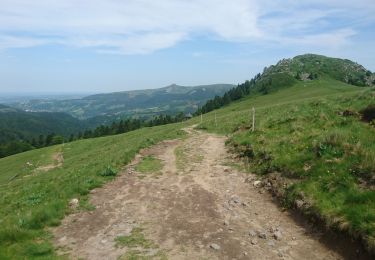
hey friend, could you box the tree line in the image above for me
[0,112,187,159]
[194,73,261,115]
[194,71,298,116]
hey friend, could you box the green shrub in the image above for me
[99,166,118,177]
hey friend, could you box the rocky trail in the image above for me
[53,128,366,259]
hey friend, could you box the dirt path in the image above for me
[53,129,358,259]
[35,151,64,172]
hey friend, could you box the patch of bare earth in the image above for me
[53,129,366,259]
[35,152,64,172]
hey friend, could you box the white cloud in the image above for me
[0,0,373,54]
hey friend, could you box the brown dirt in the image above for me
[53,128,365,259]
[35,152,64,172]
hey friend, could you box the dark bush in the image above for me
[360,104,375,122]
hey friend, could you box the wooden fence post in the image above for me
[215,111,217,128]
[252,107,255,132]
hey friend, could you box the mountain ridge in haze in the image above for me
[12,83,235,119]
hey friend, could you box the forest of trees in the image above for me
[194,72,297,115]
[0,112,187,159]
[194,73,261,115]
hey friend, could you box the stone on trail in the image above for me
[253,180,262,187]
[258,231,267,239]
[69,198,79,209]
[295,199,305,209]
[249,230,257,237]
[273,230,282,240]
[210,243,221,250]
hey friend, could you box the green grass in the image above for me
[118,249,168,260]
[174,143,203,172]
[196,79,375,251]
[135,156,163,175]
[0,145,60,184]
[115,227,155,249]
[0,122,186,259]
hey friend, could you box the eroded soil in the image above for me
[53,128,362,260]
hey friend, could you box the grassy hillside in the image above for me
[195,79,375,251]
[196,54,374,115]
[0,105,85,144]
[0,123,187,259]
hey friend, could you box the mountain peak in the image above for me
[264,53,374,87]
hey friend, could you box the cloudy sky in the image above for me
[0,0,374,94]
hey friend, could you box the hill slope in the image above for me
[197,79,375,252]
[0,105,85,144]
[197,54,374,114]
[266,54,375,86]
[12,84,235,119]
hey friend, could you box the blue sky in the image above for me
[0,0,374,94]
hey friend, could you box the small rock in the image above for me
[232,197,240,204]
[243,252,248,256]
[210,243,221,250]
[224,220,229,226]
[258,232,267,239]
[267,240,275,247]
[251,239,257,245]
[249,230,257,237]
[241,202,247,207]
[295,199,305,209]
[269,226,277,233]
[292,236,297,240]
[253,180,262,187]
[273,231,282,240]
[240,241,246,246]
[101,239,107,244]
[278,252,283,258]
[244,177,252,183]
[69,198,79,209]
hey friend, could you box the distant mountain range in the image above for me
[11,84,235,120]
[2,54,374,148]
